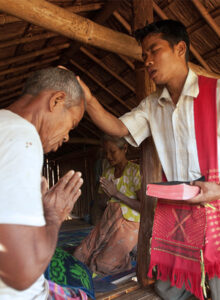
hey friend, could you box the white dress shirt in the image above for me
[120,69,220,182]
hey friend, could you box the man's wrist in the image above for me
[44,210,62,230]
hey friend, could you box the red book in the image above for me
[146,183,200,200]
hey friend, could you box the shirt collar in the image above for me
[157,68,199,107]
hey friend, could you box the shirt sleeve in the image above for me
[0,126,45,226]
[119,97,151,147]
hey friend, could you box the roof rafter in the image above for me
[0,55,59,77]
[80,46,135,93]
[191,0,220,39]
[0,43,69,68]
[70,59,132,111]
[152,1,212,72]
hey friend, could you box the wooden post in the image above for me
[133,0,162,287]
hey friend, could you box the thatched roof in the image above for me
[0,0,219,158]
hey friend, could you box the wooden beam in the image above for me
[0,72,33,88]
[70,59,132,111]
[191,0,220,39]
[93,0,121,24]
[0,14,22,24]
[189,61,220,79]
[0,55,59,77]
[0,3,103,25]
[59,0,118,68]
[0,43,69,68]
[0,0,218,79]
[118,54,135,70]
[133,0,161,288]
[80,47,135,93]
[152,1,212,72]
[67,3,103,15]
[113,11,132,34]
[0,84,23,96]
[0,0,142,61]
[0,32,57,49]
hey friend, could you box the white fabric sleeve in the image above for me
[0,126,45,226]
[119,97,151,147]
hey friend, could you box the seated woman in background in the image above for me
[73,135,141,275]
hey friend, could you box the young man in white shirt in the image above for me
[77,20,220,300]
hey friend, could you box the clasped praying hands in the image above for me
[100,177,118,198]
[42,170,83,226]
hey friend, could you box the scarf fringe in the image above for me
[206,262,220,280]
[148,262,204,300]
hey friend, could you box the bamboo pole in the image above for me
[113,11,132,34]
[70,59,132,111]
[0,0,142,61]
[80,47,135,93]
[118,54,135,70]
[0,0,219,79]
[0,3,103,25]
[152,1,212,72]
[0,14,22,25]
[191,0,220,39]
[0,55,59,77]
[0,43,69,68]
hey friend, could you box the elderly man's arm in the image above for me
[187,181,220,204]
[0,170,83,290]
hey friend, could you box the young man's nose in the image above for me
[145,56,153,67]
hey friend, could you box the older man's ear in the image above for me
[49,91,66,112]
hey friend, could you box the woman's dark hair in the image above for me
[134,19,190,62]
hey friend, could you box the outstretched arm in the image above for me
[0,171,83,290]
[78,77,129,137]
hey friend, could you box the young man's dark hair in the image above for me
[134,19,190,62]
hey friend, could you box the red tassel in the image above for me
[148,262,204,300]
